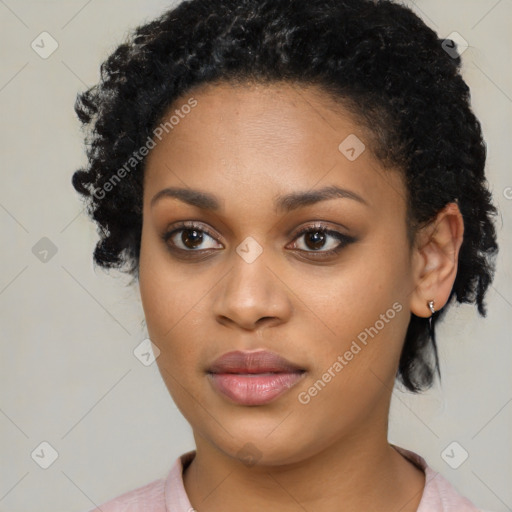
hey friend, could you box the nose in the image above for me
[212,250,293,331]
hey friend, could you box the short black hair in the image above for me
[72,0,499,392]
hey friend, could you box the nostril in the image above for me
[256,316,277,326]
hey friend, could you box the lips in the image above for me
[208,350,304,374]
[207,350,306,406]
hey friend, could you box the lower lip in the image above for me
[208,372,305,405]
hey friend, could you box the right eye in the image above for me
[161,221,224,254]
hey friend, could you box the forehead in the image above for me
[143,81,406,215]
[150,81,366,154]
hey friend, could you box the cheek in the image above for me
[291,274,409,441]
[138,247,205,415]
[138,225,219,386]
[139,227,192,359]
[302,242,408,332]
[295,237,412,384]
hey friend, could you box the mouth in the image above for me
[207,350,306,406]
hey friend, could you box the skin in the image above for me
[138,81,464,512]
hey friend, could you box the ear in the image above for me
[409,202,464,318]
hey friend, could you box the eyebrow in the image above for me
[150,185,368,212]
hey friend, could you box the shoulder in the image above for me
[392,444,490,512]
[82,450,196,512]
[422,466,482,511]
[85,477,166,512]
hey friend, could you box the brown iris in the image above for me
[182,229,204,249]
[304,230,326,250]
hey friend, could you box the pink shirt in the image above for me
[88,445,485,511]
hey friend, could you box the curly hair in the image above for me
[72,0,499,392]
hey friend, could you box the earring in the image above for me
[427,299,435,331]
[427,299,441,379]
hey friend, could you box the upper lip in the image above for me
[208,350,305,374]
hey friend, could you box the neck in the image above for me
[183,412,425,512]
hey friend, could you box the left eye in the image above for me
[290,226,352,253]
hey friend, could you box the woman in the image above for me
[72,0,499,510]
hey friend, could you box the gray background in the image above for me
[0,1,510,511]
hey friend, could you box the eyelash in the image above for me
[161,221,355,259]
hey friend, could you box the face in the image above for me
[139,81,417,465]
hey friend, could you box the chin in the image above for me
[201,419,324,468]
